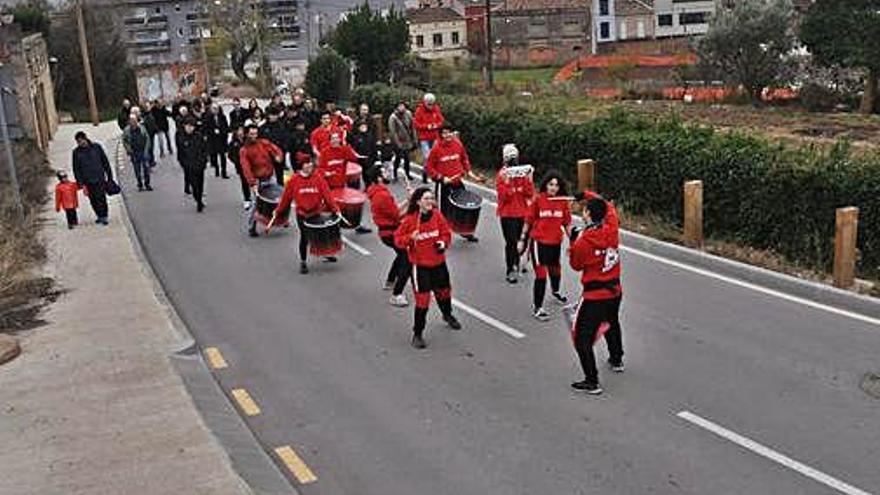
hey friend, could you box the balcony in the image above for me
[128,38,172,53]
[124,14,168,28]
[264,0,298,15]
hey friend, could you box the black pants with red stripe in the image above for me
[380,235,410,295]
[411,263,454,337]
[532,241,562,310]
[573,296,623,386]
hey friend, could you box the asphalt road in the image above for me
[122,150,880,495]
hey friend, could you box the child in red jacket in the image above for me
[54,171,79,229]
[394,187,461,349]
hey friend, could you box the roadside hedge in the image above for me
[352,84,880,279]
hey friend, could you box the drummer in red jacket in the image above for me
[567,190,624,396]
[272,160,340,274]
[518,170,572,322]
[366,165,411,306]
[240,125,284,237]
[425,124,483,242]
[394,187,461,349]
[496,144,534,283]
[317,133,362,190]
[309,112,345,157]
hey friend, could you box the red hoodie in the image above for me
[413,102,444,142]
[569,191,621,301]
[394,210,452,268]
[55,181,79,211]
[240,138,283,186]
[367,183,401,237]
[496,167,534,218]
[526,192,572,245]
[275,172,339,218]
[310,124,344,154]
[318,144,360,189]
[425,138,471,184]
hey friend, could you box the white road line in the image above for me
[410,163,880,328]
[677,411,873,495]
[451,299,526,339]
[342,236,372,256]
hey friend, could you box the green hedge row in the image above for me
[352,84,880,279]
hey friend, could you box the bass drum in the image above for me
[346,162,362,189]
[303,213,343,256]
[256,183,284,219]
[330,187,367,229]
[447,188,482,235]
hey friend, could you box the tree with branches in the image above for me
[204,0,280,85]
[329,3,409,85]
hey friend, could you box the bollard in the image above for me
[683,180,703,248]
[372,114,385,142]
[577,159,595,192]
[833,206,859,288]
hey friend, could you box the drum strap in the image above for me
[582,278,620,292]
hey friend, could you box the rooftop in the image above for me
[406,7,465,23]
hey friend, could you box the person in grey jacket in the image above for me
[122,115,152,191]
[71,131,113,225]
[387,101,416,182]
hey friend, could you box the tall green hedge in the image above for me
[353,84,880,279]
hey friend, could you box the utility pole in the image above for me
[484,0,493,89]
[75,0,99,126]
[0,84,24,221]
[199,0,212,91]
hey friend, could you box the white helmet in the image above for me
[502,143,519,163]
[423,93,436,104]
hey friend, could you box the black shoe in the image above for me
[221,174,230,179]
[299,262,308,274]
[196,202,204,212]
[137,184,144,191]
[445,316,462,330]
[551,291,568,304]
[67,224,74,230]
[184,188,191,195]
[411,335,427,349]
[248,226,258,237]
[355,226,372,235]
[506,271,517,284]
[323,256,337,263]
[464,235,479,243]
[145,185,153,191]
[571,381,603,395]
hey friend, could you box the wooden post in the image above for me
[833,206,859,288]
[577,159,595,192]
[372,113,385,142]
[683,180,703,248]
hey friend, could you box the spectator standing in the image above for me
[116,98,132,131]
[227,125,252,208]
[142,101,159,167]
[204,103,230,178]
[176,118,209,212]
[229,97,250,131]
[122,115,153,191]
[259,108,290,184]
[388,101,417,182]
[71,131,113,225]
[151,98,173,157]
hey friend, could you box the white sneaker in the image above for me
[243,200,252,211]
[533,307,550,322]
[389,294,409,307]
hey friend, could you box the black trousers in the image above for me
[274,160,285,186]
[64,209,78,227]
[500,217,524,273]
[380,235,411,295]
[84,181,108,219]
[184,164,205,205]
[393,146,411,180]
[231,159,252,201]
[296,215,309,262]
[573,296,624,386]
[532,241,563,309]
[209,151,227,176]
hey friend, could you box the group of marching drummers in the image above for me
[234,92,624,394]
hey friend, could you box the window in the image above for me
[679,12,707,25]
[599,21,610,39]
[415,35,424,47]
[154,7,161,14]
[451,31,460,45]
[599,0,609,16]
[433,33,443,46]
[619,21,627,39]
[658,14,673,26]
[527,18,548,37]
[637,20,645,38]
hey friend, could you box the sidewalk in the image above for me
[0,123,252,494]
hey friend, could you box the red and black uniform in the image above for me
[55,181,79,228]
[241,138,284,234]
[309,124,344,155]
[394,209,457,338]
[425,137,472,225]
[568,190,623,387]
[318,144,360,189]
[525,192,572,310]
[496,166,534,274]
[368,183,410,296]
[275,172,339,262]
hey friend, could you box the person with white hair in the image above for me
[413,92,444,183]
[496,143,535,283]
[122,113,152,191]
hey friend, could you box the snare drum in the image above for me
[447,188,483,235]
[346,162,362,189]
[303,213,342,256]
[330,187,367,229]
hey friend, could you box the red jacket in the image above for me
[333,113,353,133]
[310,124,344,154]
[526,192,572,245]
[318,144,360,189]
[569,191,621,301]
[55,181,79,211]
[367,183,401,237]
[394,210,452,268]
[496,167,534,218]
[275,172,339,218]
[240,139,283,186]
[425,138,471,184]
[413,102,444,142]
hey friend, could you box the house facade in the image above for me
[491,0,590,68]
[407,7,469,62]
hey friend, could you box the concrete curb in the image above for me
[112,139,298,495]
[0,335,20,366]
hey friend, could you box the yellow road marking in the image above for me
[203,347,228,369]
[230,388,261,416]
[274,445,318,484]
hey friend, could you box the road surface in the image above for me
[122,150,880,495]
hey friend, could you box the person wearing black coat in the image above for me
[151,99,173,156]
[203,104,230,178]
[226,126,252,207]
[347,121,377,235]
[176,118,209,212]
[258,109,289,185]
[288,120,311,172]
[229,97,250,131]
[116,99,132,131]
[71,131,114,224]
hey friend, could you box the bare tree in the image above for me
[204,0,280,84]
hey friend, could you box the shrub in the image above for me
[352,84,880,279]
[304,48,351,104]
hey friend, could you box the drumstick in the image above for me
[265,213,277,235]
[549,196,576,201]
